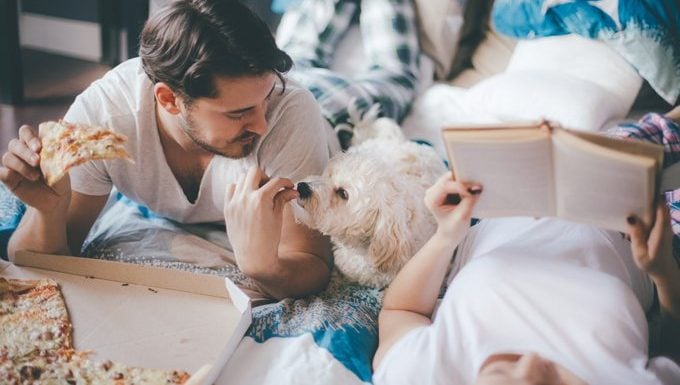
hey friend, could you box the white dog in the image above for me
[293,106,446,288]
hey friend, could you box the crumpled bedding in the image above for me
[82,193,382,384]
[0,184,382,384]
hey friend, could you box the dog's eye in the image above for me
[336,188,349,200]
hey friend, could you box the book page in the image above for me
[553,130,657,232]
[568,129,664,170]
[445,134,555,218]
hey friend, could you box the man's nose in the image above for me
[247,107,268,136]
[297,182,312,199]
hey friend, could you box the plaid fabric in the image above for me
[277,0,420,128]
[608,113,680,238]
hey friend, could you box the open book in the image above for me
[442,122,664,232]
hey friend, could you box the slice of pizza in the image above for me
[0,349,191,384]
[0,278,193,384]
[39,120,132,186]
[0,278,73,359]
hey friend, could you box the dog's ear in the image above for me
[367,204,413,274]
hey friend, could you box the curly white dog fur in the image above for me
[294,109,446,288]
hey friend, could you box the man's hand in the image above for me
[0,125,71,212]
[223,166,299,279]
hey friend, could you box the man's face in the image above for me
[474,353,586,385]
[178,73,277,159]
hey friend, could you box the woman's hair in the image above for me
[139,0,292,103]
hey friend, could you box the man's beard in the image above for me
[179,112,259,159]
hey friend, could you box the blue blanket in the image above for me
[0,185,25,261]
[492,0,680,104]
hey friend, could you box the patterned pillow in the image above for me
[0,184,25,260]
[492,0,680,105]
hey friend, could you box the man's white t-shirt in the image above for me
[63,58,339,223]
[374,217,680,385]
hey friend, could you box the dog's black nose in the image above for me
[297,182,312,199]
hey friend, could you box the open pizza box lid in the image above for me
[0,251,253,385]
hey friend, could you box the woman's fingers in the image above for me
[647,202,673,263]
[627,214,652,268]
[455,187,482,215]
[649,202,671,240]
[431,179,480,207]
[627,214,647,248]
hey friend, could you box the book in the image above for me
[441,122,665,232]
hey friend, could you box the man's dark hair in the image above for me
[139,0,292,103]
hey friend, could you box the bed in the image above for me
[1,1,678,384]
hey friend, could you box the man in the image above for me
[0,0,339,301]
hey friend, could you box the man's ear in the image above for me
[154,82,182,115]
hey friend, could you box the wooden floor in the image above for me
[0,49,110,152]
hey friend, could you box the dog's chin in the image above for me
[290,199,314,227]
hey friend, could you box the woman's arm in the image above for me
[628,202,680,319]
[628,201,680,363]
[374,175,481,369]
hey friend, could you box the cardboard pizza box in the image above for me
[0,251,253,385]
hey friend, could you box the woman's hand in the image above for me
[424,173,482,243]
[627,201,678,280]
[628,201,680,319]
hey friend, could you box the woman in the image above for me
[372,132,680,383]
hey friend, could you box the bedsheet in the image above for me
[82,193,382,384]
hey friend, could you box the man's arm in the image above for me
[66,192,109,254]
[1,124,108,260]
[251,205,333,300]
[224,167,333,300]
[9,191,108,260]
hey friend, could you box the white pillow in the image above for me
[506,35,643,112]
[402,83,501,158]
[451,28,517,88]
[465,70,629,131]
